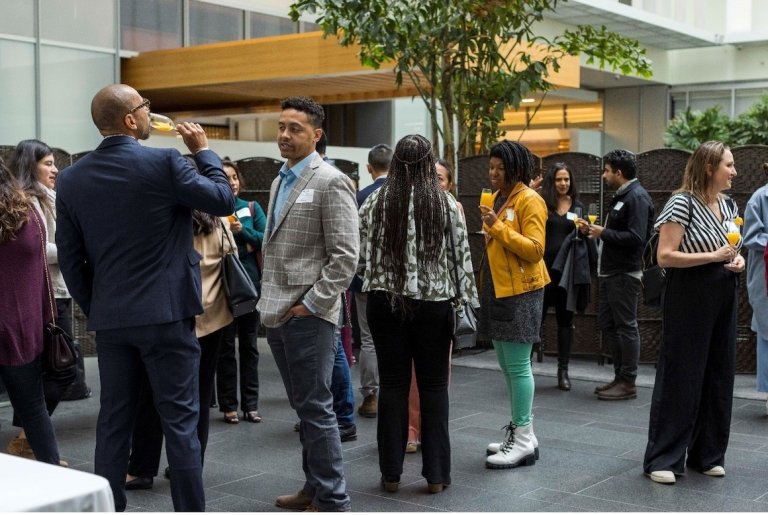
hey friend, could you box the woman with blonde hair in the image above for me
[643,141,744,485]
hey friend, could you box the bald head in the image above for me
[91,84,142,135]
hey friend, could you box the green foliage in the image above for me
[663,107,733,151]
[290,0,653,163]
[664,95,768,151]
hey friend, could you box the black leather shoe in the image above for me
[339,424,357,442]
[557,368,571,391]
[125,477,153,490]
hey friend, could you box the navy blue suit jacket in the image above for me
[56,136,235,331]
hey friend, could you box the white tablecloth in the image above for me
[0,453,114,512]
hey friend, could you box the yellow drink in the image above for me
[588,214,597,224]
[726,232,740,245]
[149,112,176,132]
[734,216,744,226]
[480,189,494,208]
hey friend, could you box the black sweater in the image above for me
[600,180,655,275]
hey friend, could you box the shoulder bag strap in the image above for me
[444,200,461,300]
[31,209,56,324]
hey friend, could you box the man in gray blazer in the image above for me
[258,97,359,512]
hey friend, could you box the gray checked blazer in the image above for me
[257,154,360,328]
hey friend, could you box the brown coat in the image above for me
[195,218,234,338]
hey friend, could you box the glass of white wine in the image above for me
[149,112,176,132]
[587,203,598,225]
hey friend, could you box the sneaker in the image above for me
[596,379,637,401]
[702,466,725,477]
[646,470,676,484]
[358,394,378,418]
[276,490,313,511]
[405,442,418,453]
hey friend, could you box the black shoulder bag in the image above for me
[220,220,260,317]
[641,193,693,309]
[445,204,478,349]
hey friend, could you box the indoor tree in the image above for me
[289,0,653,166]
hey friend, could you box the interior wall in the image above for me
[603,85,668,153]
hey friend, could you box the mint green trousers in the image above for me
[492,340,534,427]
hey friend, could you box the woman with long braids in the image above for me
[480,140,549,469]
[358,134,477,494]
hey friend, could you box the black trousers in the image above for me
[13,298,76,427]
[216,310,260,412]
[542,282,574,367]
[643,263,737,474]
[128,328,226,477]
[367,291,452,485]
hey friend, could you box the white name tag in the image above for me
[565,212,576,221]
[613,201,624,211]
[506,208,514,221]
[235,207,251,219]
[296,189,315,203]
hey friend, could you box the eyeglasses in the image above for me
[127,98,150,114]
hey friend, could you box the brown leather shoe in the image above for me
[276,490,313,511]
[596,379,637,400]
[594,379,619,394]
[6,436,35,460]
[357,394,378,418]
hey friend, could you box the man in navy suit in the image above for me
[56,84,235,512]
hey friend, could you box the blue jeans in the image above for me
[267,316,350,511]
[331,322,355,428]
[597,273,641,382]
[0,357,60,465]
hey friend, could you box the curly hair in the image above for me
[10,139,55,216]
[280,96,325,129]
[0,157,32,243]
[370,134,447,311]
[540,162,578,212]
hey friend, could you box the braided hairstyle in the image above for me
[489,140,536,188]
[370,134,447,310]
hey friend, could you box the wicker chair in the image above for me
[331,158,360,183]
[732,145,768,195]
[51,148,71,171]
[0,145,16,166]
[70,151,92,166]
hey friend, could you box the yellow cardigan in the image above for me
[482,182,550,298]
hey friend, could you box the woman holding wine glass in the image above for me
[537,163,596,390]
[478,140,549,469]
[643,141,744,485]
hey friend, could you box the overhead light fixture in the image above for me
[521,98,535,103]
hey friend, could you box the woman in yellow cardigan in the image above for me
[479,140,550,469]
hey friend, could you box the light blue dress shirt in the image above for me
[271,151,317,230]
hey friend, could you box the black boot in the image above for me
[557,326,573,391]
[557,367,571,391]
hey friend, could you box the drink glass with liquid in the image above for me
[480,188,494,208]
[149,112,176,132]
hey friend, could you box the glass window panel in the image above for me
[189,1,242,45]
[250,12,296,38]
[0,40,36,144]
[40,0,115,48]
[39,45,115,153]
[688,90,731,115]
[300,21,320,33]
[121,0,182,52]
[735,88,767,116]
[0,0,34,37]
[670,92,688,118]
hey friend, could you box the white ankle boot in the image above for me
[486,423,536,469]
[486,421,539,459]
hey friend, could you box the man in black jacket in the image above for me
[587,149,654,400]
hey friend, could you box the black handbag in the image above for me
[446,205,478,349]
[220,220,259,317]
[32,210,76,373]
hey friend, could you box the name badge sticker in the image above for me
[613,201,624,211]
[235,207,251,219]
[296,189,315,203]
[506,208,514,221]
[565,212,577,221]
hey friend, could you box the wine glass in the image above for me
[726,220,741,246]
[480,188,494,208]
[587,203,598,225]
[149,112,176,132]
[572,206,583,240]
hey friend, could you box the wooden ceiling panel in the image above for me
[121,32,578,117]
